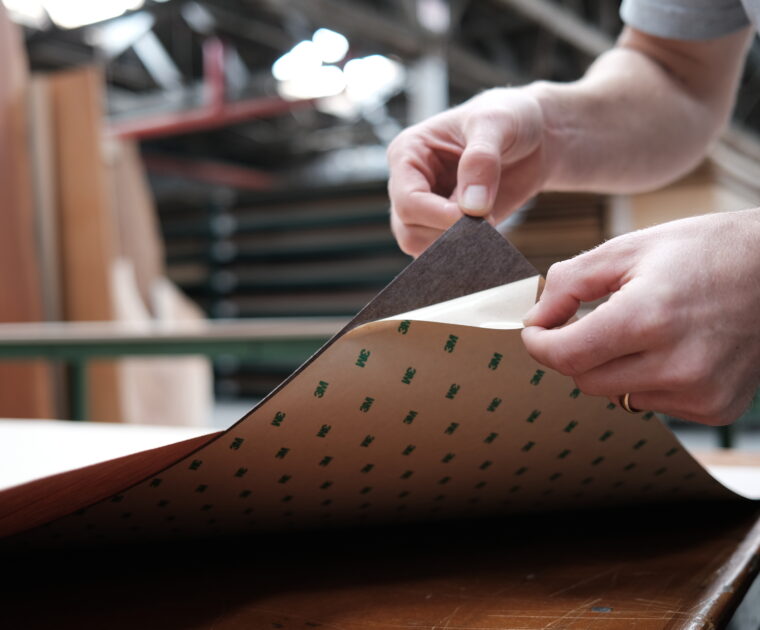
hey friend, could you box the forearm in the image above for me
[528,27,752,194]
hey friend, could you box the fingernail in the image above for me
[461,185,488,211]
[522,302,540,326]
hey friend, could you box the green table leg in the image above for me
[718,424,735,449]
[69,360,88,421]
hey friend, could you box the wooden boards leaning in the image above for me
[0,5,54,419]
[49,66,123,422]
[107,138,212,426]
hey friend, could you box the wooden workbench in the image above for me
[2,484,758,629]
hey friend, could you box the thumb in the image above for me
[456,122,506,217]
[523,246,632,329]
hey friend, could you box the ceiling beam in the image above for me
[282,0,524,87]
[492,0,614,57]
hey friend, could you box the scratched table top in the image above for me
[2,500,759,630]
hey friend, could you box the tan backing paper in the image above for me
[0,218,745,547]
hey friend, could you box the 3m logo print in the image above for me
[487,397,501,412]
[665,447,679,457]
[563,421,578,433]
[444,422,459,435]
[314,381,329,398]
[525,409,541,423]
[439,476,451,485]
[402,444,416,456]
[633,439,647,450]
[359,397,375,412]
[189,460,202,471]
[599,430,613,442]
[320,481,333,490]
[445,384,460,399]
[316,424,331,438]
[484,432,498,444]
[569,388,581,399]
[149,478,162,488]
[557,449,571,459]
[278,475,292,484]
[530,369,545,385]
[522,441,535,452]
[441,453,455,463]
[480,460,492,470]
[230,437,244,450]
[403,410,418,425]
[397,320,411,334]
[271,411,286,427]
[355,349,371,367]
[361,464,374,473]
[360,435,375,447]
[319,456,333,467]
[444,335,458,353]
[234,467,248,478]
[592,456,605,466]
[488,352,503,370]
[401,367,417,385]
[400,470,413,479]
[515,466,528,476]
[275,447,290,459]
[195,484,208,493]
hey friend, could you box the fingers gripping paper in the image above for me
[1,218,739,546]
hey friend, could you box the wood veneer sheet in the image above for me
[0,218,745,548]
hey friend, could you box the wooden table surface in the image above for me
[3,499,759,630]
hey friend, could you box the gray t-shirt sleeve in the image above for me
[620,0,750,40]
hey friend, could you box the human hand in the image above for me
[387,87,549,257]
[521,210,760,425]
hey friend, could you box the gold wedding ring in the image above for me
[619,392,641,414]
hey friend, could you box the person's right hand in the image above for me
[387,87,551,257]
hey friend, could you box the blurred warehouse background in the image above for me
[2,0,760,432]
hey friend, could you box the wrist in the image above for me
[522,80,568,191]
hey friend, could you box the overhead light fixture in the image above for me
[42,0,144,29]
[271,40,322,82]
[2,0,47,28]
[311,28,348,64]
[277,64,346,101]
[344,55,405,107]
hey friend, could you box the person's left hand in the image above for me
[521,209,760,425]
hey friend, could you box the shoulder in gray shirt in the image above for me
[620,0,755,39]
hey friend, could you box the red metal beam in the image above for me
[109,37,314,140]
